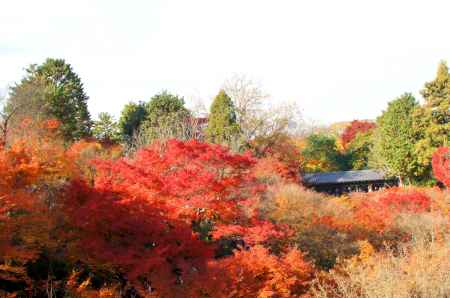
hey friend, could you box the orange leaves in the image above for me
[43,118,60,130]
[1,119,72,187]
[205,246,314,298]
[0,145,52,263]
[250,134,302,183]
[0,119,76,286]
[311,188,434,236]
[253,156,295,183]
[66,139,122,181]
[0,142,40,192]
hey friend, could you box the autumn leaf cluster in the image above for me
[0,120,314,297]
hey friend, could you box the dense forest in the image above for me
[0,58,449,297]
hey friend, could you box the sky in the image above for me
[1,0,449,124]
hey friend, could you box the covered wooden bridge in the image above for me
[302,169,398,196]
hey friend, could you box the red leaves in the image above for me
[0,127,70,264]
[377,189,431,213]
[213,220,291,246]
[63,139,293,295]
[92,139,261,222]
[341,120,376,148]
[432,146,450,188]
[65,180,213,291]
[351,188,432,233]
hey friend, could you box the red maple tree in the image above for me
[432,147,450,188]
[64,139,291,296]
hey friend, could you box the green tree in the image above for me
[137,91,192,143]
[370,93,423,185]
[301,134,350,172]
[414,61,450,172]
[346,131,374,170]
[92,112,120,143]
[145,91,189,126]
[206,90,241,146]
[7,58,92,141]
[118,101,148,142]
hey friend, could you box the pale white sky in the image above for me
[1,0,449,124]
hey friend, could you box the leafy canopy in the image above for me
[301,133,350,172]
[371,93,423,184]
[145,90,189,125]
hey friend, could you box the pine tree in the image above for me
[414,61,450,171]
[206,90,241,145]
[7,58,92,141]
[92,112,120,143]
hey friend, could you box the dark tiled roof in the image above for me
[303,170,389,185]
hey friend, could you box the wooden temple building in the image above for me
[302,169,398,195]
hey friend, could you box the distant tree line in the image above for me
[1,58,448,186]
[299,61,449,186]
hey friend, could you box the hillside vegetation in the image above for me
[0,59,448,297]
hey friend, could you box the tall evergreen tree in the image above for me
[118,101,148,142]
[414,61,450,171]
[7,58,92,141]
[371,93,423,185]
[206,90,241,145]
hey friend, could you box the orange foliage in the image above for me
[311,188,434,236]
[204,246,314,298]
[352,188,431,233]
[251,134,302,182]
[253,156,297,183]
[0,120,71,265]
[66,139,122,181]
